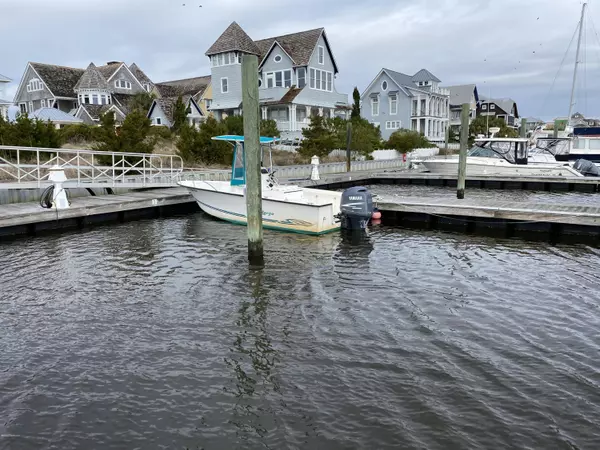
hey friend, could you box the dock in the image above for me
[2,174,600,244]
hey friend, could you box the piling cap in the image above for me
[48,165,67,182]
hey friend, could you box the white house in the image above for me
[0,73,12,120]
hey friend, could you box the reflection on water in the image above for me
[1,214,600,449]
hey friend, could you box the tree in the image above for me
[260,119,280,138]
[469,116,519,141]
[298,115,337,158]
[118,110,155,154]
[223,115,244,136]
[171,96,190,134]
[176,116,232,165]
[351,87,361,119]
[347,117,381,158]
[128,92,155,113]
[387,129,434,154]
[0,114,60,149]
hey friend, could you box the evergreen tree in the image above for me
[128,92,156,113]
[351,87,361,119]
[260,119,280,138]
[171,96,190,134]
[223,115,244,135]
[298,115,337,158]
[387,129,434,154]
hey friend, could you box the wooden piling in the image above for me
[457,103,470,199]
[554,119,559,138]
[242,54,264,266]
[346,121,352,172]
[520,118,527,138]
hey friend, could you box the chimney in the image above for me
[107,61,120,66]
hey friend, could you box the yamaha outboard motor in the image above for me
[337,186,374,230]
[573,159,600,177]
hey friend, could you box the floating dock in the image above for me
[2,175,600,243]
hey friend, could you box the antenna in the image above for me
[568,2,587,126]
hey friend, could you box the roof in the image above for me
[384,68,416,94]
[74,63,109,91]
[129,63,153,86]
[156,75,211,99]
[30,107,83,123]
[0,73,11,82]
[78,104,125,121]
[30,62,85,97]
[96,62,122,80]
[0,98,12,105]
[205,21,261,56]
[255,28,324,68]
[412,68,441,83]
[483,97,518,116]
[111,93,132,113]
[445,84,478,106]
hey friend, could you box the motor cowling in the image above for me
[573,159,600,177]
[338,186,374,230]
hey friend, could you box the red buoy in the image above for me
[372,210,382,220]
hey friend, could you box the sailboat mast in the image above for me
[568,2,587,125]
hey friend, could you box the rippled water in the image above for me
[2,214,600,449]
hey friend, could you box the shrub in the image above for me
[386,129,434,154]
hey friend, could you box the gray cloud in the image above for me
[2,0,599,120]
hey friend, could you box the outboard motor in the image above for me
[573,159,600,177]
[337,186,374,230]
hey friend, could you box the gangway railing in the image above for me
[0,145,185,188]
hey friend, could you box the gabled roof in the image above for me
[0,73,11,82]
[156,75,211,99]
[96,62,122,80]
[255,28,325,68]
[30,107,83,123]
[205,21,260,56]
[412,69,441,83]
[74,63,109,91]
[29,62,85,98]
[129,63,153,86]
[482,97,518,117]
[78,103,126,121]
[148,96,202,123]
[445,84,478,106]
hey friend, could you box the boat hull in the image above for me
[180,181,342,235]
[420,158,583,177]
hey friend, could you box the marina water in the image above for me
[1,210,600,449]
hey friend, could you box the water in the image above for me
[2,214,600,449]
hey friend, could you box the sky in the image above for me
[2,0,599,120]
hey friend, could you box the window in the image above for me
[275,71,282,87]
[47,99,54,108]
[371,96,379,116]
[274,54,282,63]
[156,117,162,125]
[266,72,275,88]
[205,99,212,109]
[318,46,324,65]
[28,102,33,112]
[482,104,487,110]
[297,67,306,88]
[19,103,26,114]
[115,79,131,89]
[212,52,239,67]
[92,94,99,105]
[309,68,333,91]
[284,70,292,87]
[382,80,388,91]
[26,78,43,92]
[589,139,600,150]
[389,94,398,115]
[221,77,228,93]
[386,121,401,130]
[143,83,151,92]
[84,94,90,104]
[41,99,46,108]
[490,104,496,110]
[101,95,107,105]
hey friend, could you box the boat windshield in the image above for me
[468,141,515,163]
[534,138,570,156]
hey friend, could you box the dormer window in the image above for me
[274,55,282,63]
[115,79,131,89]
[27,78,43,92]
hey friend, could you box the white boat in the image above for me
[179,135,374,235]
[418,138,585,177]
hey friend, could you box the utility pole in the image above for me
[457,103,470,199]
[242,54,263,266]
[346,121,352,172]
[568,2,587,127]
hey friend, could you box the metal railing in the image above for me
[0,145,184,188]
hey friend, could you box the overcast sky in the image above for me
[2,0,599,120]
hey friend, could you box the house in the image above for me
[361,68,450,141]
[477,97,519,127]
[150,75,212,127]
[205,21,349,139]
[445,84,479,131]
[0,73,11,120]
[29,107,84,128]
[13,61,154,125]
[147,96,204,128]
[523,117,544,132]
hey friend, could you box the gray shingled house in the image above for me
[206,21,349,140]
[445,84,479,130]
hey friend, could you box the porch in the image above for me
[261,105,348,133]
[411,118,449,142]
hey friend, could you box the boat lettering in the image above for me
[348,196,363,201]
[263,211,274,217]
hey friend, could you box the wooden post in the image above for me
[520,118,527,138]
[444,124,449,153]
[457,103,470,199]
[242,54,264,266]
[346,121,352,172]
[553,119,559,138]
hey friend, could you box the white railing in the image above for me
[0,145,184,188]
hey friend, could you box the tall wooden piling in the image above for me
[457,103,470,199]
[346,121,352,172]
[242,54,264,266]
[520,119,527,138]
